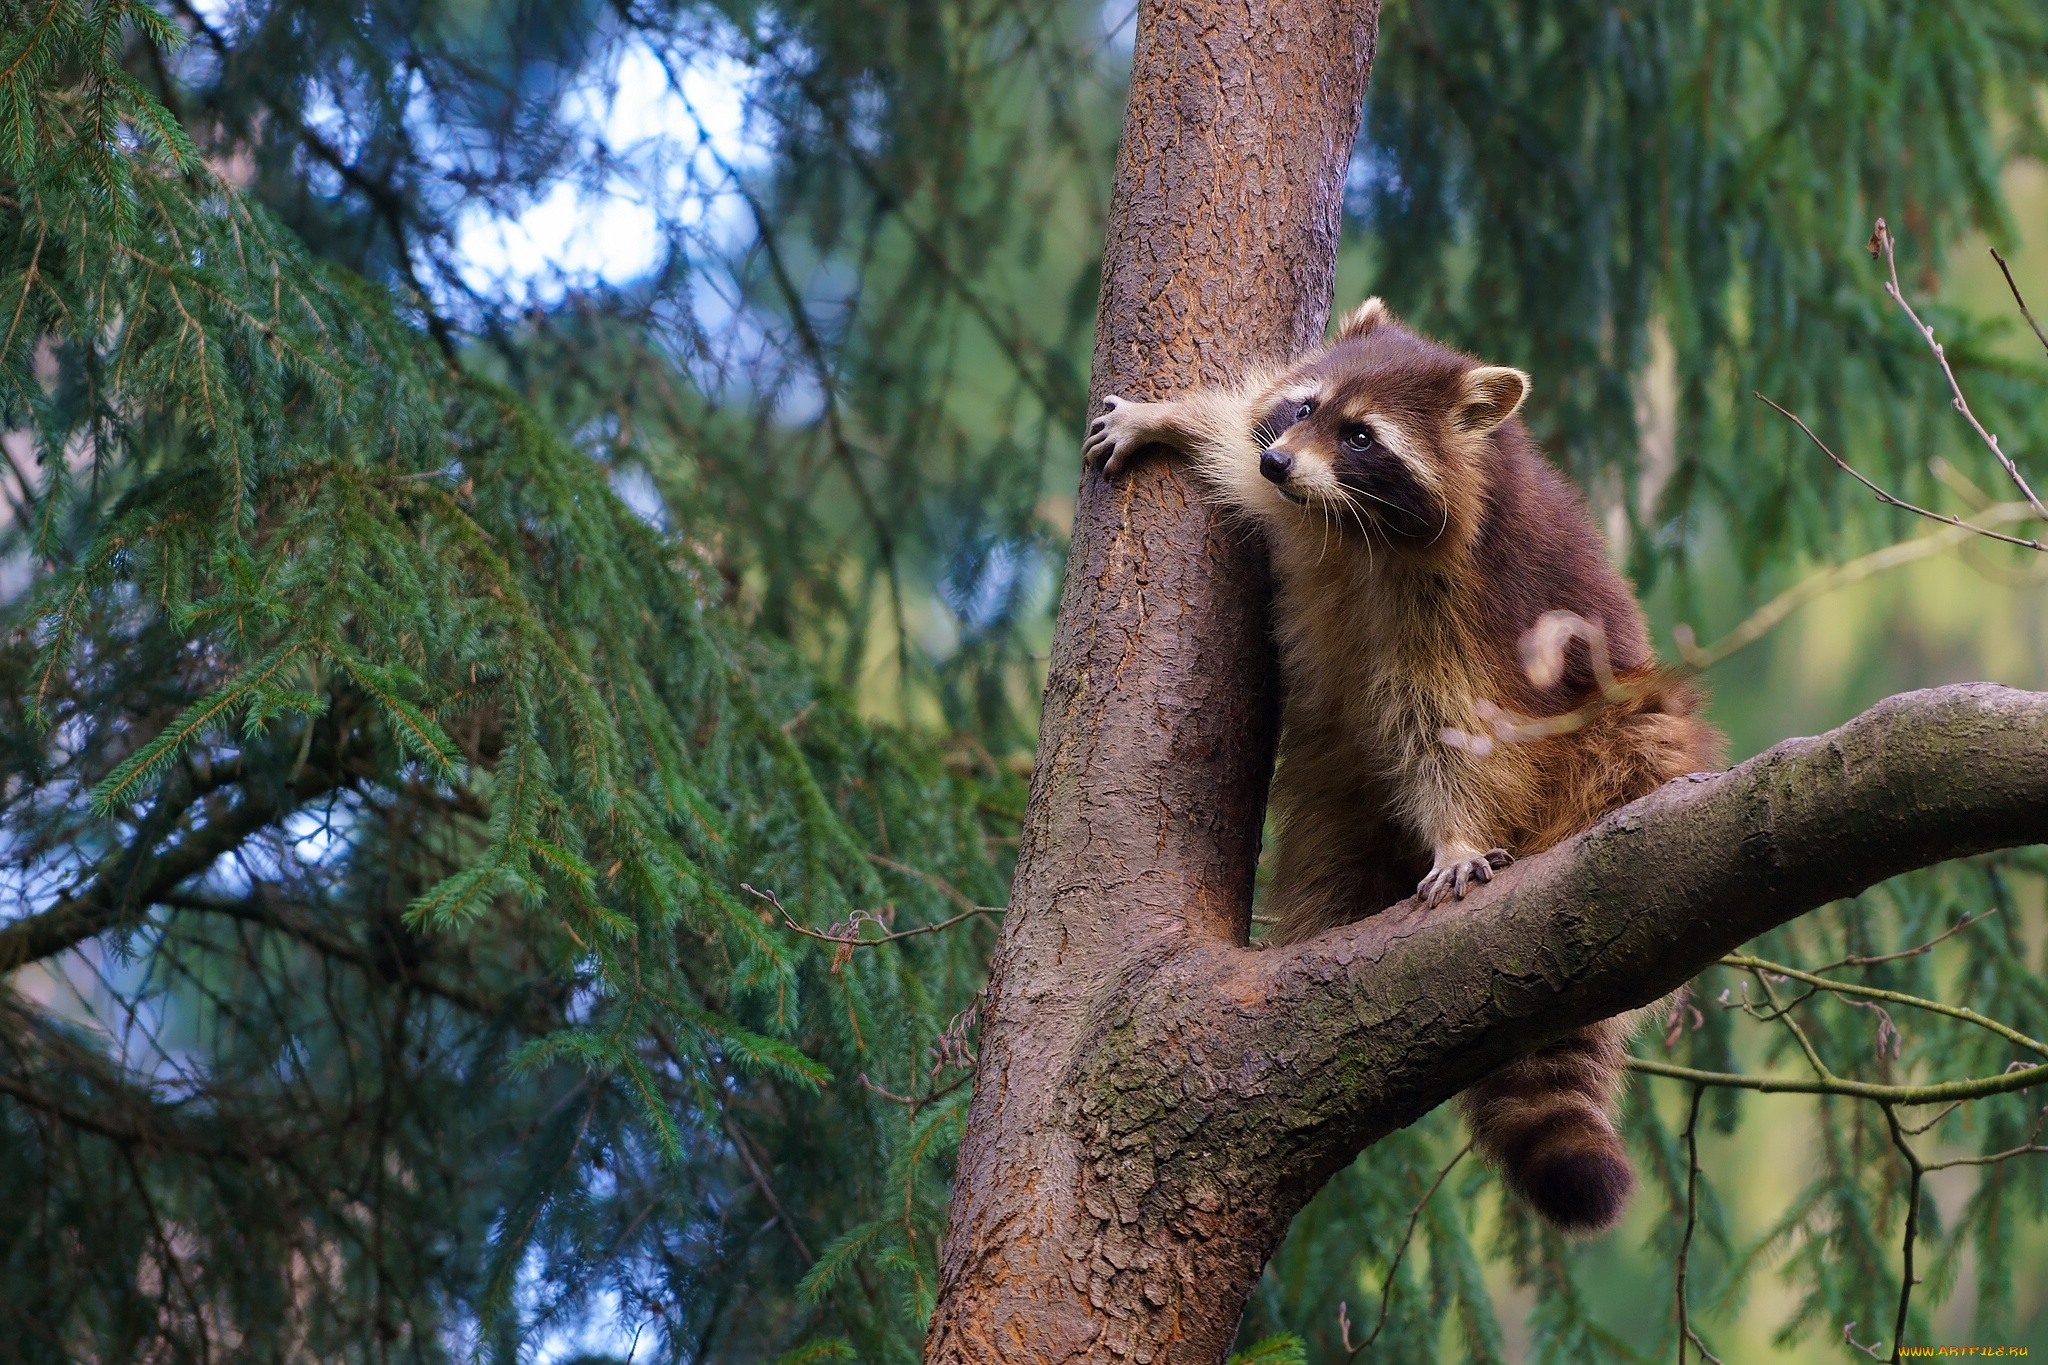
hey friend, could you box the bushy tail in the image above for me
[1457,1016,1636,1234]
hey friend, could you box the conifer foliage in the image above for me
[1,3,1010,1357]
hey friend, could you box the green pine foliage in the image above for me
[2,0,2046,1360]
[1,5,1015,1358]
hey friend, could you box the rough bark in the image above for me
[922,5,2048,1362]
[924,1,1377,1358]
[1065,684,2048,1236]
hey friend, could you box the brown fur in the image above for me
[1082,302,1725,1234]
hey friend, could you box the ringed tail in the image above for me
[1457,1016,1635,1233]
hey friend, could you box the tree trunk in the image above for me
[921,4,2048,1361]
[923,4,1379,1358]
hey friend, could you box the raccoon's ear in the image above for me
[1334,296,1391,341]
[1455,365,1530,431]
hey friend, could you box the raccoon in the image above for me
[1082,297,1723,1232]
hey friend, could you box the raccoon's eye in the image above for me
[1341,423,1376,452]
[1295,401,1314,422]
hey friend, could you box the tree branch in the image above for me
[0,999,332,1158]
[1076,684,2048,1192]
[158,889,551,1029]
[0,769,342,973]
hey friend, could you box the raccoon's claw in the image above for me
[1418,848,1513,906]
[1082,394,1153,477]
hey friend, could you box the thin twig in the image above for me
[1644,905,2048,1365]
[1674,1085,1718,1365]
[857,1069,972,1118]
[1344,1142,1471,1357]
[1624,1056,2048,1105]
[1872,217,2047,520]
[1922,1106,2048,1172]
[1809,909,1998,973]
[1989,246,2048,359]
[1721,953,2048,1061]
[1756,393,2044,552]
[1898,1100,1965,1138]
[1877,1105,1923,1365]
[1745,963,1837,1082]
[742,883,1000,953]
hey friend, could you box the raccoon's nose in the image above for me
[1259,448,1294,483]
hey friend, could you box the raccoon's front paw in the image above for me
[1082,395,1166,477]
[1417,848,1513,906]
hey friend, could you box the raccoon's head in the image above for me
[1250,297,1528,558]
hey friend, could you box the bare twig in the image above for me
[741,884,1000,968]
[1624,1056,2048,1106]
[858,1072,923,1106]
[1989,246,2048,359]
[1720,953,2048,1061]
[1898,1100,1966,1138]
[1871,217,2047,520]
[1744,961,1838,1082]
[1756,393,2044,552]
[1922,1105,2048,1172]
[1877,1105,1924,1365]
[857,1069,972,1117]
[1343,1142,1471,1357]
[1675,1085,1724,1365]
[1639,973,2048,1365]
[1810,908,1998,973]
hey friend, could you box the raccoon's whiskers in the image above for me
[1336,488,1375,543]
[1342,482,1411,520]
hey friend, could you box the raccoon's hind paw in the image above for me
[1417,847,1513,906]
[1082,395,1163,477]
